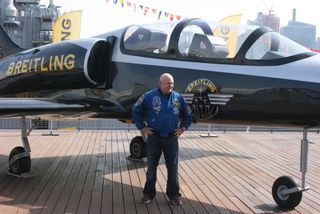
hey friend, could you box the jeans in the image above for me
[143,134,180,199]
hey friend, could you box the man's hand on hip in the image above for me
[175,127,186,138]
[141,127,154,136]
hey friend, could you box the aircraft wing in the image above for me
[0,98,87,118]
[0,97,126,118]
[0,98,85,110]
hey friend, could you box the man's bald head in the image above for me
[159,73,174,95]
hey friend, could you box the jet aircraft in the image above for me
[0,18,319,209]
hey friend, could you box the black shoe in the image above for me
[170,195,182,205]
[141,195,153,204]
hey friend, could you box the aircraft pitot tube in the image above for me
[0,38,112,95]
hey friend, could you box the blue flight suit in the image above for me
[132,88,192,200]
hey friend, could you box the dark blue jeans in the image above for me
[143,134,180,200]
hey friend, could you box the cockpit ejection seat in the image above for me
[124,27,151,51]
[188,33,215,58]
[124,27,167,52]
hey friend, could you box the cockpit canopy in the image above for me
[122,18,313,64]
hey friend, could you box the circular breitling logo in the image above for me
[185,78,219,120]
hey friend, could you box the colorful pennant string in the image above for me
[106,0,186,22]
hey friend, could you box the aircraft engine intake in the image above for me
[85,40,112,88]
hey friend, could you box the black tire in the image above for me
[272,176,302,209]
[8,146,31,175]
[130,136,146,159]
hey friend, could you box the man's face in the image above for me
[159,75,174,95]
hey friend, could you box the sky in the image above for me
[41,0,320,38]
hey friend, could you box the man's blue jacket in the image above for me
[132,88,192,137]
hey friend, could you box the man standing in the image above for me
[132,73,192,205]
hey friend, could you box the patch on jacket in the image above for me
[152,96,161,114]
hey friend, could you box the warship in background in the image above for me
[0,0,60,49]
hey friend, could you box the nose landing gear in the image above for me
[271,128,310,208]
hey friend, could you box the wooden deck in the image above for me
[0,130,319,213]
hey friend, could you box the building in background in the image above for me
[316,38,320,50]
[280,9,316,49]
[248,11,280,32]
[0,0,60,49]
[248,8,318,49]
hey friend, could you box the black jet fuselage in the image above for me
[111,51,320,127]
[0,18,320,128]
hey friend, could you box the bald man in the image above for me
[132,73,192,205]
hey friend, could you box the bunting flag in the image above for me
[120,0,125,7]
[53,10,82,42]
[144,6,149,15]
[213,14,242,58]
[105,0,240,31]
[106,0,184,22]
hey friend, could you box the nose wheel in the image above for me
[272,176,302,208]
[271,128,310,209]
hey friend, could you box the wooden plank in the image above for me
[191,132,298,213]
[183,134,256,213]
[52,131,90,213]
[64,131,97,213]
[194,135,270,213]
[0,130,319,213]
[111,131,125,214]
[180,135,244,214]
[89,130,105,214]
[118,131,137,214]
[101,130,113,213]
[222,133,304,214]
[0,133,41,200]
[216,133,316,214]
[33,132,79,214]
[123,131,149,214]
[0,132,49,214]
[16,132,77,214]
[76,130,102,214]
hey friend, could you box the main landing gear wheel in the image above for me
[272,176,302,209]
[8,146,31,175]
[129,136,146,159]
[7,116,33,178]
